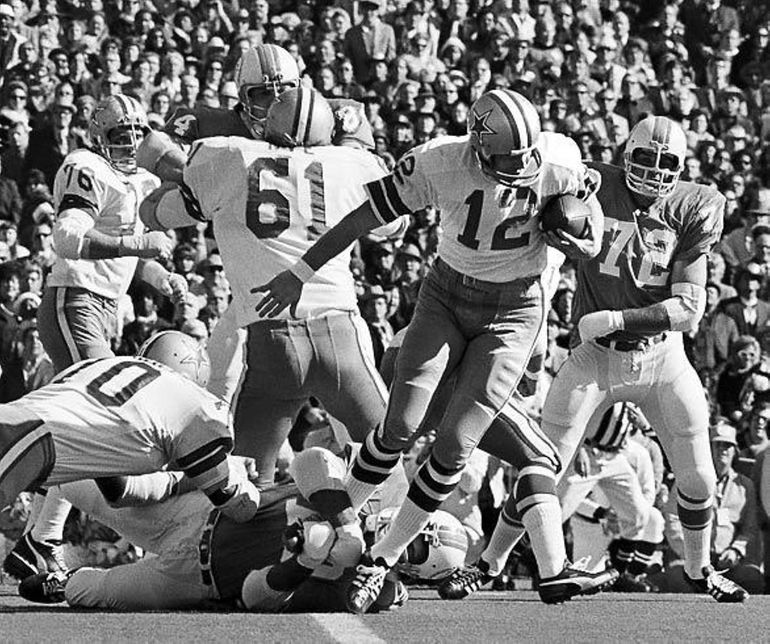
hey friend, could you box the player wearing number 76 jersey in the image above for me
[540,116,748,602]
[140,87,396,490]
[255,88,605,613]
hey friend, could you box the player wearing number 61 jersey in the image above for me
[140,87,396,489]
[255,88,606,613]
[0,331,262,527]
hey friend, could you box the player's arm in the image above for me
[253,150,432,318]
[136,130,187,183]
[93,471,186,508]
[137,259,188,303]
[578,253,708,340]
[54,205,174,261]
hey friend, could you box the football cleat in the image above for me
[537,559,619,604]
[613,571,659,593]
[369,570,408,613]
[344,553,390,614]
[684,566,749,603]
[3,533,68,580]
[437,559,496,600]
[18,571,72,604]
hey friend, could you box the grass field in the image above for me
[1,583,767,643]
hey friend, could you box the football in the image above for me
[539,194,592,238]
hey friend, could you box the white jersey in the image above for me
[49,149,160,299]
[17,356,232,486]
[180,137,395,326]
[366,132,597,282]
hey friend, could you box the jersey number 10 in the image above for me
[245,157,327,241]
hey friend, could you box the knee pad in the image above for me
[675,466,716,503]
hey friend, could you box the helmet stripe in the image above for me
[302,87,315,144]
[114,94,130,118]
[291,88,307,143]
[651,116,666,145]
[256,46,269,81]
[487,91,524,149]
[507,91,537,148]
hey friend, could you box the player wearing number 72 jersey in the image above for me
[0,331,262,526]
[140,87,395,489]
[540,116,748,602]
[255,88,605,613]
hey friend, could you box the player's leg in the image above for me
[314,312,388,443]
[344,269,467,517]
[29,287,116,574]
[205,304,247,406]
[371,278,545,573]
[540,342,613,479]
[232,321,307,487]
[641,339,746,601]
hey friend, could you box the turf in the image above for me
[1,583,766,642]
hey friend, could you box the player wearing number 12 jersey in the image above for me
[141,87,394,490]
[255,88,606,612]
[540,116,748,602]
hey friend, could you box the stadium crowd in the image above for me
[0,0,769,605]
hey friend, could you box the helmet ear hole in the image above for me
[405,536,430,565]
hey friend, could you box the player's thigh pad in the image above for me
[381,271,468,450]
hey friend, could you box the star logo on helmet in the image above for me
[179,347,207,383]
[469,108,496,145]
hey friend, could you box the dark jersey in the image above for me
[574,163,724,340]
[164,99,375,149]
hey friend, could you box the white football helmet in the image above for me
[264,87,334,148]
[90,94,150,174]
[137,330,211,388]
[468,89,542,187]
[234,44,300,138]
[375,508,468,582]
[624,115,687,198]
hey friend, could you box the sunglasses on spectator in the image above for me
[11,93,26,100]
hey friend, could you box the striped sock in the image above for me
[371,496,432,567]
[677,489,713,578]
[344,429,401,513]
[627,540,657,576]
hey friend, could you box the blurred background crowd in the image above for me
[0,0,769,595]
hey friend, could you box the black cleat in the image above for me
[18,571,72,604]
[438,559,496,600]
[537,559,619,604]
[3,534,68,580]
[613,571,659,593]
[684,566,749,603]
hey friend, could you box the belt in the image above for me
[595,333,666,352]
[435,258,537,289]
[199,508,220,591]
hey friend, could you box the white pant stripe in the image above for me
[0,427,51,485]
[55,288,82,364]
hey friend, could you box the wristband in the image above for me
[289,259,315,283]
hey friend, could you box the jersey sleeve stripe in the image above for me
[176,436,233,469]
[183,445,228,479]
[366,176,410,224]
[58,194,99,218]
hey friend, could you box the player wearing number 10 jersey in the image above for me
[255,88,606,612]
[0,332,262,526]
[141,87,395,489]
[540,116,748,602]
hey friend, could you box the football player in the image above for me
[139,43,382,406]
[0,331,262,555]
[255,88,607,613]
[17,446,463,612]
[538,116,748,602]
[140,88,400,494]
[5,95,188,582]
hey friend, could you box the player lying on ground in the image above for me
[18,436,466,612]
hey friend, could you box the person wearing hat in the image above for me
[219,80,238,111]
[585,87,629,148]
[361,283,394,366]
[713,85,755,139]
[342,0,396,83]
[25,97,84,189]
[589,34,626,96]
[0,3,24,76]
[660,418,763,594]
[717,188,770,271]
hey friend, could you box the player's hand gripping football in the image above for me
[542,212,601,261]
[252,270,304,318]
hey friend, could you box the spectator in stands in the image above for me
[343,0,395,84]
[717,335,762,423]
[25,97,82,188]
